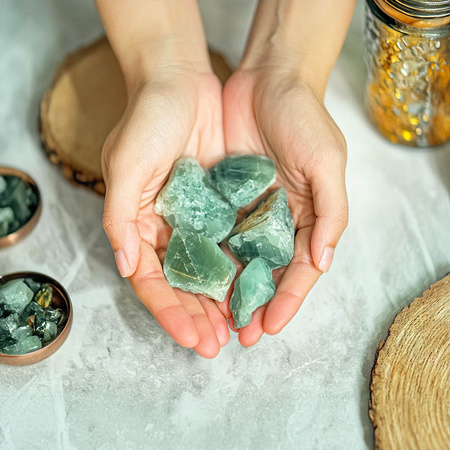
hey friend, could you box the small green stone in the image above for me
[44,307,62,324]
[163,228,237,302]
[0,313,20,340]
[207,155,276,208]
[154,158,237,242]
[43,321,58,343]
[0,176,6,194]
[230,258,276,328]
[24,278,41,294]
[0,279,34,314]
[22,301,44,323]
[0,207,14,237]
[11,325,33,341]
[34,284,53,308]
[227,188,295,269]
[0,335,42,355]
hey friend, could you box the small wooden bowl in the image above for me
[0,272,73,366]
[0,167,42,249]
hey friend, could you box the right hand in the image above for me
[102,64,229,358]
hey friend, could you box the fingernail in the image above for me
[319,246,334,273]
[114,249,129,277]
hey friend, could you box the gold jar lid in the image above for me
[0,167,42,249]
[375,0,450,27]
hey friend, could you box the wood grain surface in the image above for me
[369,274,450,449]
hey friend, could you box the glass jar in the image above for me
[365,0,450,146]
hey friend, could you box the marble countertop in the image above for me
[1,1,449,449]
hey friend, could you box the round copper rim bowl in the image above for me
[0,272,73,366]
[0,167,42,249]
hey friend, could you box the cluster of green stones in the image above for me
[155,155,295,328]
[0,175,38,238]
[0,279,63,355]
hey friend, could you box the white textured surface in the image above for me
[1,1,450,449]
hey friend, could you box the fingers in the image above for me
[177,292,220,358]
[129,241,199,349]
[263,225,321,335]
[199,296,230,347]
[309,150,348,273]
[103,164,142,278]
[236,305,267,347]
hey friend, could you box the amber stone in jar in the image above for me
[365,0,450,146]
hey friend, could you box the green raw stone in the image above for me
[0,207,14,237]
[22,300,44,322]
[11,325,33,341]
[230,258,276,328]
[0,335,42,355]
[44,307,62,324]
[34,283,53,308]
[227,188,295,269]
[43,321,58,343]
[163,228,236,302]
[154,158,237,242]
[207,155,276,208]
[24,278,41,294]
[0,279,34,313]
[0,313,20,340]
[0,337,17,351]
[0,176,6,194]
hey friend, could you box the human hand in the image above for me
[102,65,230,358]
[222,65,349,346]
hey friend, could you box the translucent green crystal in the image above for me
[0,176,38,237]
[43,321,57,343]
[11,325,33,341]
[0,279,33,313]
[0,176,6,194]
[227,188,295,269]
[163,228,237,302]
[34,283,53,308]
[0,335,42,355]
[0,313,20,340]
[207,155,276,208]
[154,158,237,242]
[230,258,276,328]
[24,278,41,294]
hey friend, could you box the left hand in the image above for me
[222,65,349,346]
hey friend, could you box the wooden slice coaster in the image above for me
[369,274,450,449]
[39,37,233,196]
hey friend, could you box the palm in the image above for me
[103,72,230,357]
[223,69,344,346]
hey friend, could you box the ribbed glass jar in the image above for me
[365,0,450,146]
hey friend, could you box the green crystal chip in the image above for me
[163,228,236,302]
[0,335,42,355]
[207,155,276,208]
[154,158,237,243]
[0,279,34,314]
[227,188,294,269]
[230,258,276,328]
[0,313,20,340]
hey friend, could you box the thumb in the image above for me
[309,154,348,273]
[103,169,142,278]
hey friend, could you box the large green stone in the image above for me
[0,313,20,340]
[0,279,34,313]
[163,228,236,302]
[154,158,237,242]
[0,207,14,237]
[227,188,295,269]
[0,335,42,355]
[11,325,33,341]
[230,258,276,328]
[206,155,276,208]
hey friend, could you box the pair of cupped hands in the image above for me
[101,57,348,358]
